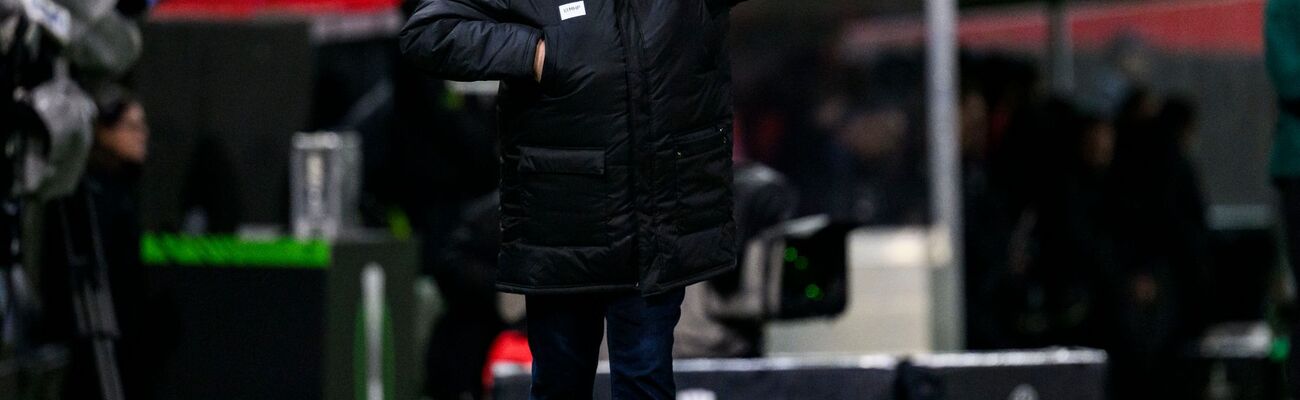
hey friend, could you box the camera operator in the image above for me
[38,84,151,399]
[2,0,145,397]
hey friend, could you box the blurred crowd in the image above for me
[957,56,1210,400]
[728,39,1216,398]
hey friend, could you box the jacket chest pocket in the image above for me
[517,146,615,246]
[672,126,733,234]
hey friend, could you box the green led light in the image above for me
[794,256,809,270]
[804,284,823,300]
[140,233,331,268]
[1273,336,1291,362]
[784,247,798,262]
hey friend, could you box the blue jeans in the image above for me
[526,288,686,400]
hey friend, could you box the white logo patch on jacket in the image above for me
[559,1,586,20]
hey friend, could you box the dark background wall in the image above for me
[135,20,314,231]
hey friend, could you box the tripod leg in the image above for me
[56,191,127,400]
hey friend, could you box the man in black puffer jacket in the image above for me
[400,0,743,397]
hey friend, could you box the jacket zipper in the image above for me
[618,0,656,291]
[621,0,649,130]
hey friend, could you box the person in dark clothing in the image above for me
[1106,93,1211,400]
[425,192,507,400]
[1029,110,1119,348]
[978,99,1118,349]
[959,69,1012,350]
[823,101,928,225]
[40,86,152,400]
[810,54,928,226]
[971,97,1070,348]
[960,53,1054,350]
[400,0,747,396]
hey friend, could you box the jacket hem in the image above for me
[496,282,638,295]
[641,260,736,296]
[495,260,736,296]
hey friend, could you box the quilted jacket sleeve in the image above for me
[399,0,542,82]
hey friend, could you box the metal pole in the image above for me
[363,264,387,400]
[925,0,964,351]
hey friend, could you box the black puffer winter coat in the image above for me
[400,0,743,295]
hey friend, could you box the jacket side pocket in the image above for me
[517,146,613,246]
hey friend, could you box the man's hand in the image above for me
[534,39,546,82]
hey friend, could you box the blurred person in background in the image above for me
[1106,92,1211,399]
[1023,106,1118,349]
[1266,0,1300,393]
[981,54,1046,223]
[979,98,1115,349]
[959,52,1015,350]
[1084,34,1153,119]
[979,54,1041,185]
[425,192,507,400]
[815,54,928,226]
[960,53,1053,350]
[400,0,746,397]
[89,87,149,175]
[824,101,924,225]
[40,85,154,399]
[732,48,826,218]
